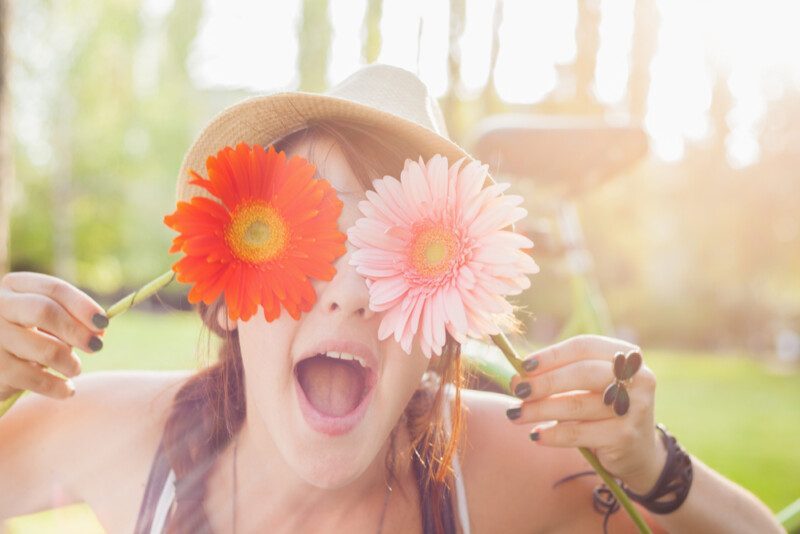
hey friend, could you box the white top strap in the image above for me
[151,468,176,534]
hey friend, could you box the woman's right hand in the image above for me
[0,272,107,402]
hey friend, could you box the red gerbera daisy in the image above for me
[163,143,346,322]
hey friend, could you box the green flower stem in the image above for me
[490,331,652,534]
[0,269,177,419]
[777,497,800,532]
[105,269,176,319]
[0,391,23,418]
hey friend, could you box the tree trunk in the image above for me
[573,0,601,112]
[50,92,76,282]
[628,0,658,120]
[298,0,331,92]
[442,0,465,142]
[480,0,504,116]
[0,0,12,276]
[362,0,383,64]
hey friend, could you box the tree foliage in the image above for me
[10,0,202,292]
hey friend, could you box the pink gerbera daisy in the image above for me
[348,155,539,357]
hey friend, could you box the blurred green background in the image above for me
[1,0,798,531]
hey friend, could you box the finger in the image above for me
[620,366,658,422]
[0,291,103,353]
[529,419,620,449]
[0,349,76,399]
[507,392,615,424]
[0,320,82,378]
[517,335,639,377]
[1,272,107,333]
[510,360,613,400]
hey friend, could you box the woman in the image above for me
[0,65,782,533]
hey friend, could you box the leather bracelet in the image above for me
[624,423,693,514]
[552,423,694,532]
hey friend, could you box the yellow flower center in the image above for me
[225,201,288,263]
[410,224,457,278]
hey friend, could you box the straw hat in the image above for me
[176,64,482,203]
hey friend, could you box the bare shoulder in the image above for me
[63,370,193,523]
[63,369,192,450]
[0,369,193,529]
[456,388,645,533]
[69,369,192,426]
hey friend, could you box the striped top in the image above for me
[134,384,471,533]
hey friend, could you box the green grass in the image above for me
[78,309,209,372]
[3,311,799,532]
[647,350,800,513]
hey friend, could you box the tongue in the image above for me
[296,356,366,417]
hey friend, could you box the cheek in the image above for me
[340,199,361,227]
[237,316,298,393]
[381,343,431,405]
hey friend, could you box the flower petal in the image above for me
[348,153,539,354]
[167,143,346,323]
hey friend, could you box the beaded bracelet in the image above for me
[624,423,694,514]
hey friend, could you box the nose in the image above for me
[318,250,375,320]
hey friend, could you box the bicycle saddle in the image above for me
[468,115,648,196]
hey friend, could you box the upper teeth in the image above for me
[323,351,367,368]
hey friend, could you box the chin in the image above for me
[257,385,385,490]
[290,447,374,489]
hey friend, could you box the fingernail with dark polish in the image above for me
[514,382,531,399]
[506,406,521,420]
[92,313,109,329]
[529,430,540,441]
[88,336,103,352]
[522,357,539,372]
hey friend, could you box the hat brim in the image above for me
[177,92,480,202]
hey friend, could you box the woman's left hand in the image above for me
[507,334,668,494]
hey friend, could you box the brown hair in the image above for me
[161,119,467,533]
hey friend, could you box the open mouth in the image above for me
[294,350,378,436]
